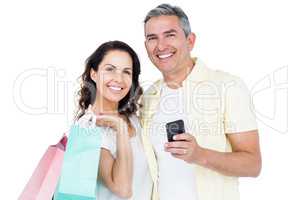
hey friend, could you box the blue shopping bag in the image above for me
[54,124,102,200]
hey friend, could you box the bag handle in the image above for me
[54,134,68,150]
[59,135,68,147]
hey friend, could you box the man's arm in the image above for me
[165,130,262,177]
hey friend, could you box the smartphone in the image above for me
[166,119,185,142]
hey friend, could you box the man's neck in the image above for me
[163,58,195,89]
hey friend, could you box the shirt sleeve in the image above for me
[224,78,257,133]
[100,128,117,158]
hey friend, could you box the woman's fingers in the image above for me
[95,115,128,134]
[96,117,115,128]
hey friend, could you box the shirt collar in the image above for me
[146,57,208,96]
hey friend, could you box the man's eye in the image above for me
[166,34,175,37]
[147,37,156,41]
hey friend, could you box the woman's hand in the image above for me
[95,114,128,135]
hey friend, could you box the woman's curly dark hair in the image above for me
[76,41,143,120]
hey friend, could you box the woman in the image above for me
[76,41,152,200]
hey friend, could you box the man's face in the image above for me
[144,15,195,76]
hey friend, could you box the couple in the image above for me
[75,4,261,200]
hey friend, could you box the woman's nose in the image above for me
[113,70,124,82]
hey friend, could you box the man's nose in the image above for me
[157,38,167,51]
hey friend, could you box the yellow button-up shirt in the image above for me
[140,59,257,200]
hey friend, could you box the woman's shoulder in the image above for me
[76,112,96,128]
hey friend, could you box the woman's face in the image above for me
[91,50,133,104]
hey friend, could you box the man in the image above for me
[140,4,262,200]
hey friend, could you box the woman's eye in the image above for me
[105,67,114,71]
[124,71,132,75]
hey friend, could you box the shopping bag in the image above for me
[19,135,68,200]
[54,124,102,200]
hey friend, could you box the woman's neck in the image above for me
[91,95,118,115]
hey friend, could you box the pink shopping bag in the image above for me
[19,135,68,200]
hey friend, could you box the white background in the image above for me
[0,0,299,199]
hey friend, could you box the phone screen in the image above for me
[166,120,185,142]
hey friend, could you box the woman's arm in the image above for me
[97,115,133,198]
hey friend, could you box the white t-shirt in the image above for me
[77,113,152,200]
[149,84,199,200]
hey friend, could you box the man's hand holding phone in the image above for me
[165,120,204,164]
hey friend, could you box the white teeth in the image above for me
[158,53,173,59]
[109,86,122,91]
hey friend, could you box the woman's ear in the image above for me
[90,69,97,82]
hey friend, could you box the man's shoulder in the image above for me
[204,66,242,83]
[139,79,163,114]
[191,59,243,84]
[143,79,163,96]
[202,66,249,94]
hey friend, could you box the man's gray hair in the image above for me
[144,4,191,37]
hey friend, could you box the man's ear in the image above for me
[187,33,196,51]
[90,69,97,82]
